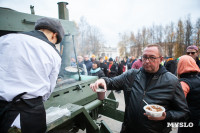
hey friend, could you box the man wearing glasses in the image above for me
[90,44,189,133]
[186,45,200,68]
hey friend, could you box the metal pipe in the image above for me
[59,35,72,76]
[30,5,35,15]
[84,99,102,111]
[57,2,69,20]
[72,35,81,81]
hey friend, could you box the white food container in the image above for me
[143,104,165,117]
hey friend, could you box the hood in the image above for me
[90,67,101,73]
[177,55,200,76]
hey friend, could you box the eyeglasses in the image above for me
[142,56,161,62]
[187,52,196,55]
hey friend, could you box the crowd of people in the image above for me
[73,45,200,81]
[90,44,200,133]
[0,16,199,133]
[71,54,140,79]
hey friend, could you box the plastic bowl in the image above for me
[143,104,165,117]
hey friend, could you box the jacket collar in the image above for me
[141,65,168,76]
[21,30,60,57]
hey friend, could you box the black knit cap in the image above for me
[93,61,100,68]
[35,17,65,44]
[109,58,113,61]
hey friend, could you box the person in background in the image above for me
[0,17,64,133]
[186,45,200,68]
[104,56,109,65]
[77,56,87,75]
[131,56,142,69]
[118,58,128,75]
[107,58,118,78]
[91,54,96,63]
[90,61,105,78]
[165,58,177,75]
[177,55,200,133]
[114,56,120,65]
[128,56,136,69]
[71,57,76,66]
[114,56,120,75]
[90,44,189,133]
[84,55,92,75]
[99,57,108,77]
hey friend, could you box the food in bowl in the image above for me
[143,104,165,117]
[146,105,163,112]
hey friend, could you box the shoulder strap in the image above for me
[122,69,140,128]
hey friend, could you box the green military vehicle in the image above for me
[0,2,124,133]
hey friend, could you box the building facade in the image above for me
[97,46,119,59]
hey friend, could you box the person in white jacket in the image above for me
[0,17,65,133]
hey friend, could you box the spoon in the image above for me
[143,99,156,112]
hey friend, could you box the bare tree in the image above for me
[135,30,143,57]
[130,32,137,57]
[141,27,149,48]
[175,19,185,58]
[194,18,200,46]
[85,25,104,55]
[156,25,163,43]
[165,22,175,57]
[118,33,130,57]
[184,14,193,48]
[77,16,89,55]
[149,24,156,44]
[77,16,104,56]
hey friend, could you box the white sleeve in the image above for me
[43,59,61,101]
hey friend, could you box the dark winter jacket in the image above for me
[177,55,200,128]
[180,74,200,127]
[108,63,118,78]
[196,57,200,68]
[127,59,136,69]
[102,65,189,133]
[78,61,86,75]
[165,59,177,75]
[100,63,108,77]
[84,60,92,75]
[118,61,126,75]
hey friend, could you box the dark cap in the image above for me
[109,58,113,61]
[187,45,198,52]
[35,17,65,44]
[93,61,100,68]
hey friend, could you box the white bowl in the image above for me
[143,104,165,117]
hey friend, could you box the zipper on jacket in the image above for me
[143,90,146,96]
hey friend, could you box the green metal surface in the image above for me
[99,98,124,122]
[44,78,98,108]
[100,120,113,133]
[47,103,99,132]
[0,7,77,35]
[107,90,116,100]
[84,99,102,112]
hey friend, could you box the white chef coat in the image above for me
[0,33,61,101]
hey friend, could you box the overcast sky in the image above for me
[0,0,200,47]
